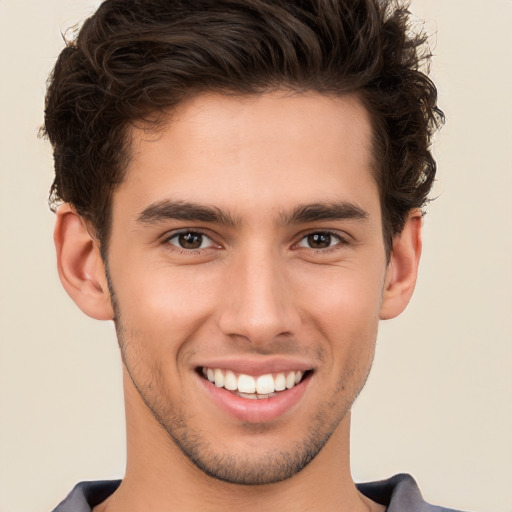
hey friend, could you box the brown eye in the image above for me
[168,231,213,250]
[179,232,203,249]
[297,232,343,250]
[307,233,332,249]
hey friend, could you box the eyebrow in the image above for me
[136,199,368,227]
[136,200,239,226]
[282,202,369,224]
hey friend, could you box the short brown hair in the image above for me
[43,0,444,254]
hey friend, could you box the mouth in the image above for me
[199,366,312,400]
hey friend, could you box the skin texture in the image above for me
[54,91,421,512]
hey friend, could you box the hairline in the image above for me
[95,87,396,262]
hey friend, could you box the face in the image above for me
[106,91,389,484]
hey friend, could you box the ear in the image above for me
[54,204,114,320]
[379,209,423,320]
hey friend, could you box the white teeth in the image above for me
[203,367,307,397]
[285,371,295,389]
[237,374,256,393]
[214,368,224,388]
[256,374,274,395]
[274,372,286,391]
[224,370,237,391]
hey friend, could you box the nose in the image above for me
[217,246,301,348]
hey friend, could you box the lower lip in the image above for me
[199,373,310,424]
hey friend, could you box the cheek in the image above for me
[295,264,385,325]
[111,261,221,342]
[292,265,384,363]
[110,264,221,400]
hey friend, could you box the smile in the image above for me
[201,367,307,399]
[197,364,313,423]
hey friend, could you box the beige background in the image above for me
[0,1,511,511]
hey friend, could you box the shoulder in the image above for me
[357,473,469,512]
[51,480,121,512]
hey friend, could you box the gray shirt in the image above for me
[52,473,466,511]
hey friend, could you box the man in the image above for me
[43,0,452,510]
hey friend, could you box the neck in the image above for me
[95,372,381,512]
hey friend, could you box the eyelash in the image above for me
[294,230,349,254]
[162,229,349,255]
[163,230,219,255]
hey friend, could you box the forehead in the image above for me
[115,91,379,224]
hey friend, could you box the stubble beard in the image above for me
[158,406,340,485]
[120,339,353,486]
[106,270,370,486]
[123,348,367,485]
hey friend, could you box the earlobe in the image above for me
[54,204,114,320]
[379,209,423,320]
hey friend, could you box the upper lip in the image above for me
[195,357,314,375]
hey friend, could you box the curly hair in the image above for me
[42,0,444,255]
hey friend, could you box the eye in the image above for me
[167,231,215,250]
[297,231,344,250]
